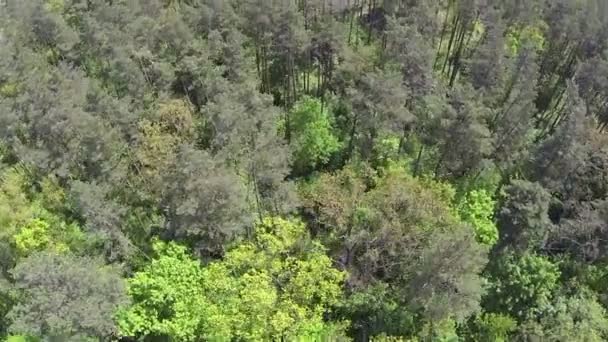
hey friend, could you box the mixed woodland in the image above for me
[2,0,608,340]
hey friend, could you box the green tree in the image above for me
[485,252,560,320]
[458,189,498,246]
[13,219,51,256]
[289,96,341,174]
[516,292,608,341]
[303,165,487,337]
[70,181,133,262]
[119,217,347,341]
[490,39,539,170]
[464,313,517,342]
[116,241,206,341]
[201,217,346,340]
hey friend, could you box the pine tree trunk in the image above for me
[442,15,460,75]
[435,0,452,69]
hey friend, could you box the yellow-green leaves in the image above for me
[505,24,546,56]
[117,241,206,341]
[44,0,65,13]
[14,219,50,256]
[0,82,20,98]
[0,168,33,239]
[119,217,347,341]
[205,217,346,340]
[255,216,304,254]
[0,168,83,258]
[458,189,498,246]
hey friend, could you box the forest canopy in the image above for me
[2,0,608,341]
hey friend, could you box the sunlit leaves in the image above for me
[486,252,560,319]
[289,97,341,174]
[458,189,498,246]
[119,217,346,341]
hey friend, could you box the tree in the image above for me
[335,283,417,340]
[383,16,434,102]
[490,38,540,170]
[116,241,206,341]
[485,252,560,320]
[576,56,608,129]
[289,96,341,174]
[70,181,133,262]
[204,85,294,216]
[303,165,487,335]
[119,217,347,341]
[405,226,487,323]
[0,167,86,266]
[529,83,592,190]
[344,68,410,160]
[382,15,436,153]
[0,62,126,181]
[432,84,493,179]
[8,252,128,341]
[307,17,345,99]
[160,144,249,256]
[550,199,608,262]
[298,162,369,241]
[458,189,498,246]
[464,313,517,342]
[495,180,552,252]
[516,292,608,341]
[129,98,195,202]
[201,217,346,340]
[434,0,485,87]
[462,8,507,96]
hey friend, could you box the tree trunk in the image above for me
[442,14,460,75]
[434,0,452,69]
[413,144,424,177]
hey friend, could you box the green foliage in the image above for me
[418,175,458,207]
[371,335,413,342]
[0,167,86,261]
[5,336,36,342]
[116,241,205,341]
[119,217,347,341]
[486,252,560,320]
[1,1,608,340]
[160,145,250,255]
[289,97,341,173]
[516,292,608,341]
[417,319,459,342]
[204,216,347,340]
[0,167,34,236]
[372,136,402,169]
[540,293,608,341]
[337,283,416,338]
[505,24,546,55]
[13,219,50,256]
[44,0,65,13]
[0,83,20,98]
[465,313,517,342]
[458,189,498,246]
